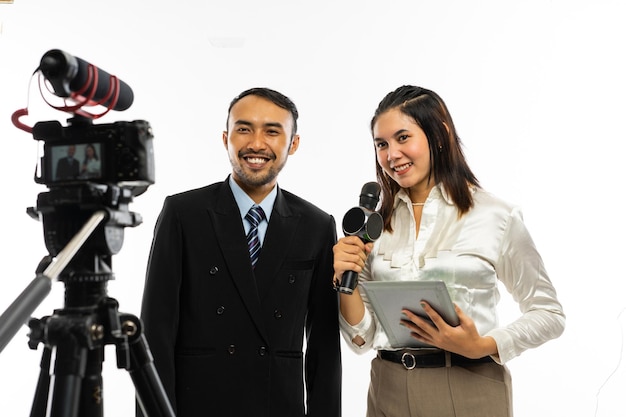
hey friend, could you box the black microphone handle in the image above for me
[338,270,359,295]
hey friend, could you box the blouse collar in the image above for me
[393,183,475,209]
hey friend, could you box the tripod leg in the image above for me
[129,334,176,417]
[49,337,88,417]
[118,314,175,417]
[77,347,105,417]
[30,346,52,417]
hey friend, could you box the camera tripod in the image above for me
[0,209,175,417]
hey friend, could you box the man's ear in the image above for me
[222,131,228,149]
[288,134,300,155]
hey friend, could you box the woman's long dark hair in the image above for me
[83,143,99,164]
[371,86,479,231]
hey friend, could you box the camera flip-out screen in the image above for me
[47,142,104,183]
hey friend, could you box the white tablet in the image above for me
[360,280,459,348]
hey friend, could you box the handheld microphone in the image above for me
[38,49,134,111]
[338,182,383,294]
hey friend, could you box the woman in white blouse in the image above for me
[333,85,565,417]
[80,143,101,179]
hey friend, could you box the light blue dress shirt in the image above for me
[228,175,276,245]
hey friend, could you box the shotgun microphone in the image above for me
[39,49,134,111]
[338,182,383,294]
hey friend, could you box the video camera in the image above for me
[11,49,156,261]
[0,49,174,417]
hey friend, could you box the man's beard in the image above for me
[229,152,287,188]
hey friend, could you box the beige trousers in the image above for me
[366,355,513,417]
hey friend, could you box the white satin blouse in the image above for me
[339,184,565,364]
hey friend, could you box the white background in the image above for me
[1,1,625,416]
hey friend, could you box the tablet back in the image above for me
[360,280,459,348]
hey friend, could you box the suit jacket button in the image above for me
[228,344,236,355]
[209,266,219,275]
[258,346,267,356]
[274,310,282,319]
[216,306,225,315]
[288,274,296,284]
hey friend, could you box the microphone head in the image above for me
[341,207,383,242]
[39,49,78,98]
[359,182,381,211]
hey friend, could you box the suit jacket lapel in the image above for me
[210,183,268,342]
[254,189,300,300]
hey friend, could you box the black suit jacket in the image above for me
[55,156,79,180]
[140,179,341,417]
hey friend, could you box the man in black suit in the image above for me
[55,145,79,180]
[139,88,341,417]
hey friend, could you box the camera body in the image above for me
[28,117,154,260]
[33,117,155,196]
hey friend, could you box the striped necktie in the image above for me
[245,206,265,269]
